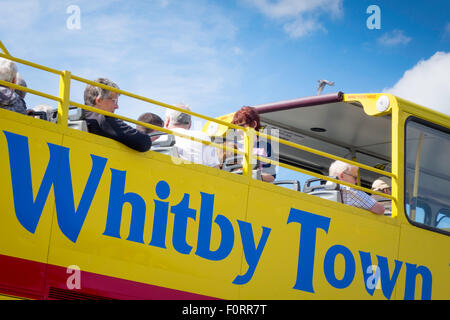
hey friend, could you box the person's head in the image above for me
[165,103,191,129]
[372,177,391,195]
[0,57,17,84]
[84,78,120,113]
[137,112,164,141]
[329,160,359,184]
[15,73,27,99]
[231,106,261,131]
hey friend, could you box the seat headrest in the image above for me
[303,177,339,193]
[151,133,176,148]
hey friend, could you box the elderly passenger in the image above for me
[165,104,220,168]
[15,73,27,99]
[329,160,385,215]
[0,58,26,114]
[83,78,151,152]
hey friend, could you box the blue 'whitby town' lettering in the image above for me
[3,131,433,299]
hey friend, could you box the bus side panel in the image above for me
[0,112,63,299]
[396,223,450,300]
[45,131,249,299]
[240,184,401,299]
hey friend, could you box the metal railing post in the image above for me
[57,70,71,127]
[243,128,255,180]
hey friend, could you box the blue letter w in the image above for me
[3,131,107,243]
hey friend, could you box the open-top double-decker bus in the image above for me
[0,41,448,300]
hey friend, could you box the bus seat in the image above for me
[68,107,88,131]
[150,134,179,157]
[303,177,342,203]
[27,105,58,123]
[273,180,301,191]
[222,155,262,180]
[27,110,49,121]
[68,120,88,132]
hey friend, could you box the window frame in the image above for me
[403,116,450,236]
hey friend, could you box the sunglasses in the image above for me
[343,171,358,180]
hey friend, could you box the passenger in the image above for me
[372,176,392,214]
[165,103,220,168]
[83,78,151,152]
[15,73,27,99]
[329,160,385,215]
[372,177,391,195]
[230,106,276,183]
[0,58,26,114]
[136,112,164,142]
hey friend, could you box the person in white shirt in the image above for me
[165,104,220,168]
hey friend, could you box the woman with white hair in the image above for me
[0,58,26,114]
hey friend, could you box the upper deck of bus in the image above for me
[0,40,449,300]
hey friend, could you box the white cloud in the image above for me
[377,29,412,46]
[283,17,327,38]
[243,0,343,38]
[383,52,450,115]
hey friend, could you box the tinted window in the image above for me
[405,119,450,233]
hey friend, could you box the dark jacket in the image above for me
[84,110,151,152]
[0,86,27,114]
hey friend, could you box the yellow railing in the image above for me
[252,129,396,200]
[0,47,246,159]
[0,41,395,201]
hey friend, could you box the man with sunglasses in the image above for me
[83,78,151,152]
[329,160,385,215]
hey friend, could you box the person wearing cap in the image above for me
[372,176,391,195]
[372,176,392,215]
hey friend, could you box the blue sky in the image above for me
[1,0,449,121]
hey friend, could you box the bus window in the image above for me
[436,209,450,232]
[405,202,429,225]
[405,118,450,234]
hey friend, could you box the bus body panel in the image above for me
[0,95,449,299]
[240,184,401,299]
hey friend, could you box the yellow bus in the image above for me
[0,41,448,300]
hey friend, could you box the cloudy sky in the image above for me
[1,0,449,121]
